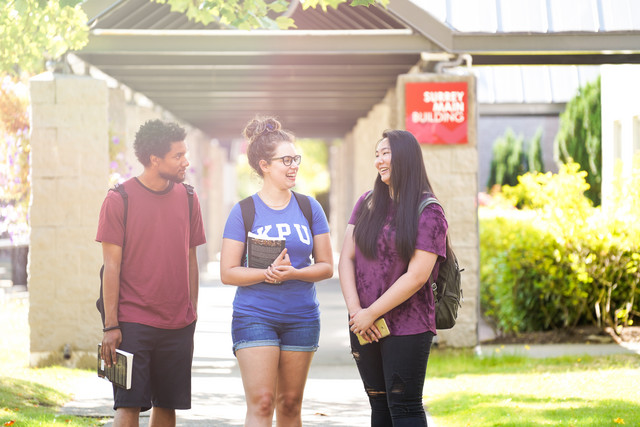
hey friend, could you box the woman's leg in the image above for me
[274,317,320,426]
[274,350,315,427]
[236,346,281,427]
[379,332,434,427]
[350,330,393,427]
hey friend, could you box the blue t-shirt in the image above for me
[223,193,330,321]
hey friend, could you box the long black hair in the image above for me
[353,130,436,262]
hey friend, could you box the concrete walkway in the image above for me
[62,277,395,426]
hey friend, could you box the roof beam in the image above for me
[453,32,640,56]
[80,29,439,55]
[387,0,454,51]
[82,0,127,26]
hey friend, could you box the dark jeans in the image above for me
[350,330,435,427]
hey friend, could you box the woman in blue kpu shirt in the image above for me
[220,116,333,427]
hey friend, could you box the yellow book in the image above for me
[357,318,390,345]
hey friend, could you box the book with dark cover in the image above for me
[97,344,133,389]
[246,231,286,270]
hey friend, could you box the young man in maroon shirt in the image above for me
[96,120,206,427]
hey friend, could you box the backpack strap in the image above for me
[291,191,314,236]
[183,183,194,220]
[239,196,256,266]
[110,183,129,247]
[418,196,446,286]
[239,196,256,236]
[418,196,442,215]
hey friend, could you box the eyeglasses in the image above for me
[271,155,302,166]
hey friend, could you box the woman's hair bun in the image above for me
[243,116,282,142]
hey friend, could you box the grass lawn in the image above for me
[425,348,640,426]
[0,295,102,427]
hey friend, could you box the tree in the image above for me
[487,128,526,189]
[527,128,544,174]
[0,0,383,75]
[154,0,386,29]
[0,0,88,75]
[487,127,546,190]
[554,76,602,206]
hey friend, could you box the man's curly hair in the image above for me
[134,120,187,166]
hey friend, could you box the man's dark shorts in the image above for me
[113,321,196,412]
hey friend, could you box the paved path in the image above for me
[63,277,382,426]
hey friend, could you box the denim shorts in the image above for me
[231,314,320,354]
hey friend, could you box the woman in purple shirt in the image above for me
[338,130,448,426]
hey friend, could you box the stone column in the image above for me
[29,73,108,366]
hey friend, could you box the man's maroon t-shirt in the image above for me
[96,178,206,329]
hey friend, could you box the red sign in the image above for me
[405,81,468,144]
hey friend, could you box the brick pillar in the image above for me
[29,73,108,365]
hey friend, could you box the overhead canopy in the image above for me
[77,0,640,140]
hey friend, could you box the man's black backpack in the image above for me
[96,182,194,327]
[238,191,313,266]
[419,197,464,330]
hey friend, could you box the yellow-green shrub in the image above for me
[480,161,640,333]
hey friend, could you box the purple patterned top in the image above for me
[348,192,448,335]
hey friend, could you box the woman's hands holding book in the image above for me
[349,308,383,343]
[264,248,292,284]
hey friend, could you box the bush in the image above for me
[481,161,640,334]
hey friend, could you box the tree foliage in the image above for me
[487,127,545,190]
[1,0,382,74]
[0,0,88,75]
[527,128,544,174]
[554,76,602,206]
[151,0,383,29]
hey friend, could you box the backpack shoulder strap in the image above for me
[239,196,255,236]
[418,196,442,215]
[182,183,194,219]
[239,196,255,266]
[110,183,129,227]
[109,183,129,247]
[418,196,447,285]
[291,191,314,236]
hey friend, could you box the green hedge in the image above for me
[480,162,640,333]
